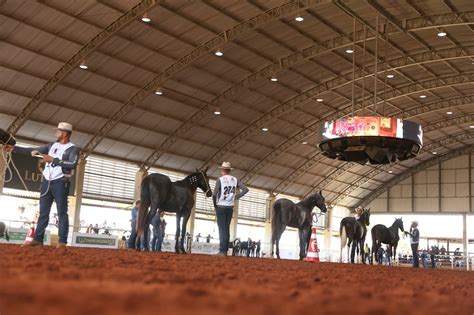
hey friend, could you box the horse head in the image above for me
[395,217,405,232]
[361,208,371,226]
[308,190,327,213]
[195,167,212,197]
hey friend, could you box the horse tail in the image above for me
[136,176,152,241]
[270,201,282,255]
[340,223,347,249]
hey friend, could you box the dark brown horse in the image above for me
[271,191,327,260]
[131,168,212,253]
[371,218,405,264]
[339,209,370,264]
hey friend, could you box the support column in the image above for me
[186,193,197,236]
[69,158,86,232]
[323,207,333,261]
[0,145,6,195]
[134,168,148,201]
[264,194,276,256]
[230,199,239,241]
[463,212,468,271]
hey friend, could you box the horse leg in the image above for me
[175,215,181,253]
[350,240,357,264]
[347,238,352,263]
[179,211,191,254]
[298,229,304,260]
[275,225,286,259]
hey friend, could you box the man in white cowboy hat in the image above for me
[405,220,420,268]
[4,122,80,248]
[213,161,249,256]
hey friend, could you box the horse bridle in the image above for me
[198,169,211,195]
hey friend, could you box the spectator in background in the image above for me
[195,233,201,242]
[127,200,140,248]
[430,246,436,269]
[440,245,446,256]
[206,234,211,243]
[386,245,392,266]
[377,246,385,265]
[256,240,261,258]
[364,243,370,264]
[151,212,166,252]
[93,224,99,234]
[420,249,428,268]
[86,224,93,234]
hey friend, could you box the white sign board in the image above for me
[71,232,118,249]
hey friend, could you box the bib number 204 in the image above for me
[223,186,236,195]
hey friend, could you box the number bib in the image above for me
[217,175,238,207]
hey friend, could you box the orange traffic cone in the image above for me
[305,226,320,262]
[23,223,35,245]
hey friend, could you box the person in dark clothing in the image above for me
[377,246,385,265]
[195,233,201,242]
[4,122,80,248]
[430,246,436,269]
[151,212,166,251]
[127,200,140,248]
[420,249,428,268]
[93,224,100,234]
[213,162,249,256]
[386,245,392,266]
[206,234,211,243]
[405,221,420,268]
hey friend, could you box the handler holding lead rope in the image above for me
[3,122,80,248]
[213,162,249,256]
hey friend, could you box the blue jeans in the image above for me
[411,243,419,267]
[151,227,163,251]
[216,206,233,253]
[128,221,137,248]
[36,179,70,244]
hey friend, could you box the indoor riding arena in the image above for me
[0,1,473,314]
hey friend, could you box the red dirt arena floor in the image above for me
[0,244,473,315]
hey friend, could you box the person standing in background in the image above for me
[127,200,140,248]
[406,221,420,268]
[213,162,249,256]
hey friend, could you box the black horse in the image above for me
[0,221,9,242]
[371,218,405,264]
[339,209,370,264]
[271,191,327,260]
[132,168,212,253]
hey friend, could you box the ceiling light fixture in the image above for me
[295,15,304,22]
[79,60,88,70]
[437,31,447,37]
[446,111,453,115]
[213,107,221,115]
[141,13,151,23]
[432,151,437,155]
[316,98,323,102]
[386,74,394,79]
[419,95,427,99]
[345,48,354,54]
[214,49,223,57]
[270,76,278,82]
[388,170,393,174]
[470,125,474,129]
[154,87,163,95]
[301,141,308,145]
[262,127,269,132]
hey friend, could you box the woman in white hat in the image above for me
[213,161,249,256]
[4,122,80,248]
